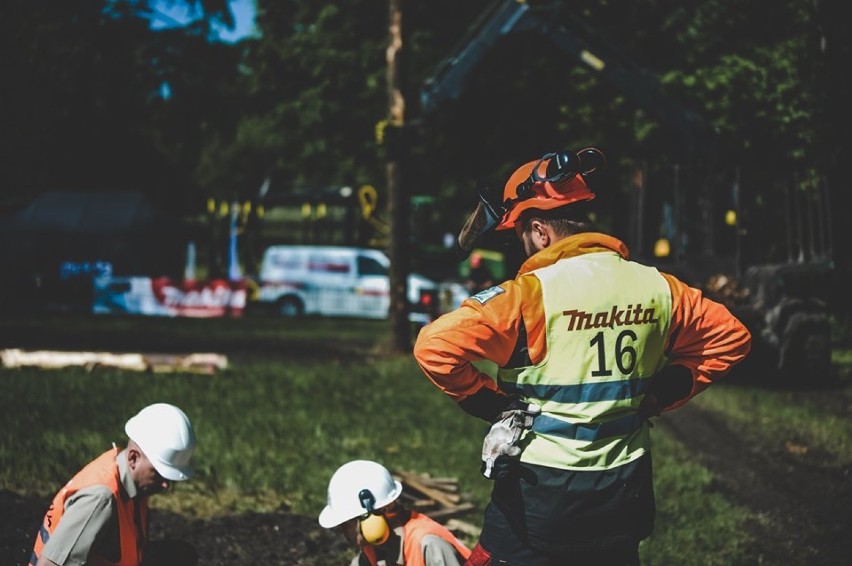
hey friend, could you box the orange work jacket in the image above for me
[362,511,471,566]
[414,233,752,411]
[31,447,147,566]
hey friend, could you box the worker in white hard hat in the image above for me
[319,459,471,566]
[30,403,198,566]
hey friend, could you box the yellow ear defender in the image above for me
[358,489,390,545]
[359,512,390,545]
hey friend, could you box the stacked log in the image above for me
[393,469,479,538]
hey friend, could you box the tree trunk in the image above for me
[386,0,410,352]
[814,0,851,314]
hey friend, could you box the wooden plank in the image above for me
[444,518,481,538]
[421,503,476,521]
[396,470,459,508]
[0,349,227,374]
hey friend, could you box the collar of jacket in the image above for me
[517,232,630,276]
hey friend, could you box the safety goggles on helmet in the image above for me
[454,147,606,259]
[507,151,584,210]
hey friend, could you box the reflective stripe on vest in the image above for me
[31,448,147,566]
[498,252,672,471]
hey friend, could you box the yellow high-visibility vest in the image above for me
[499,252,672,470]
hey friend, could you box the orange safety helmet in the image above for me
[495,148,603,231]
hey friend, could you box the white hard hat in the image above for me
[318,460,403,528]
[125,403,196,481]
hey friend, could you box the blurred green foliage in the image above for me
[2,0,849,271]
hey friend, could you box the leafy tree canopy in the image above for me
[2,0,847,269]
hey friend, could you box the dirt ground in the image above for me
[1,490,353,565]
[659,401,851,566]
[4,385,850,566]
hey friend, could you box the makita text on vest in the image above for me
[562,304,659,331]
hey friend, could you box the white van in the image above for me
[256,245,438,321]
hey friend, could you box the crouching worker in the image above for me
[30,403,198,566]
[319,460,471,566]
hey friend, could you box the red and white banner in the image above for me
[93,277,248,318]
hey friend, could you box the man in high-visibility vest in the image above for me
[319,460,471,566]
[414,148,752,565]
[30,403,198,566]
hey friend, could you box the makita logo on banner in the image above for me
[562,304,659,331]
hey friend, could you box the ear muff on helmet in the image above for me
[358,489,390,545]
[359,513,390,546]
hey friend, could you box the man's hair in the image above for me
[517,202,596,237]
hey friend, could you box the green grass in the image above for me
[686,337,852,469]
[690,378,852,468]
[640,431,754,566]
[2,314,850,560]
[1,362,483,508]
[0,315,492,524]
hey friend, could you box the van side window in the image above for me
[358,256,387,277]
[308,255,351,274]
[270,255,302,270]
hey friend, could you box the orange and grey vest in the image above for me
[362,511,471,566]
[31,447,147,566]
[499,251,673,470]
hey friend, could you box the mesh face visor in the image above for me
[453,155,568,259]
[455,192,503,260]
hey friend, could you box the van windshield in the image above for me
[358,256,387,277]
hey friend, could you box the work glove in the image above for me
[637,392,662,420]
[481,401,541,479]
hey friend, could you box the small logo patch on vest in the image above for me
[470,285,505,304]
